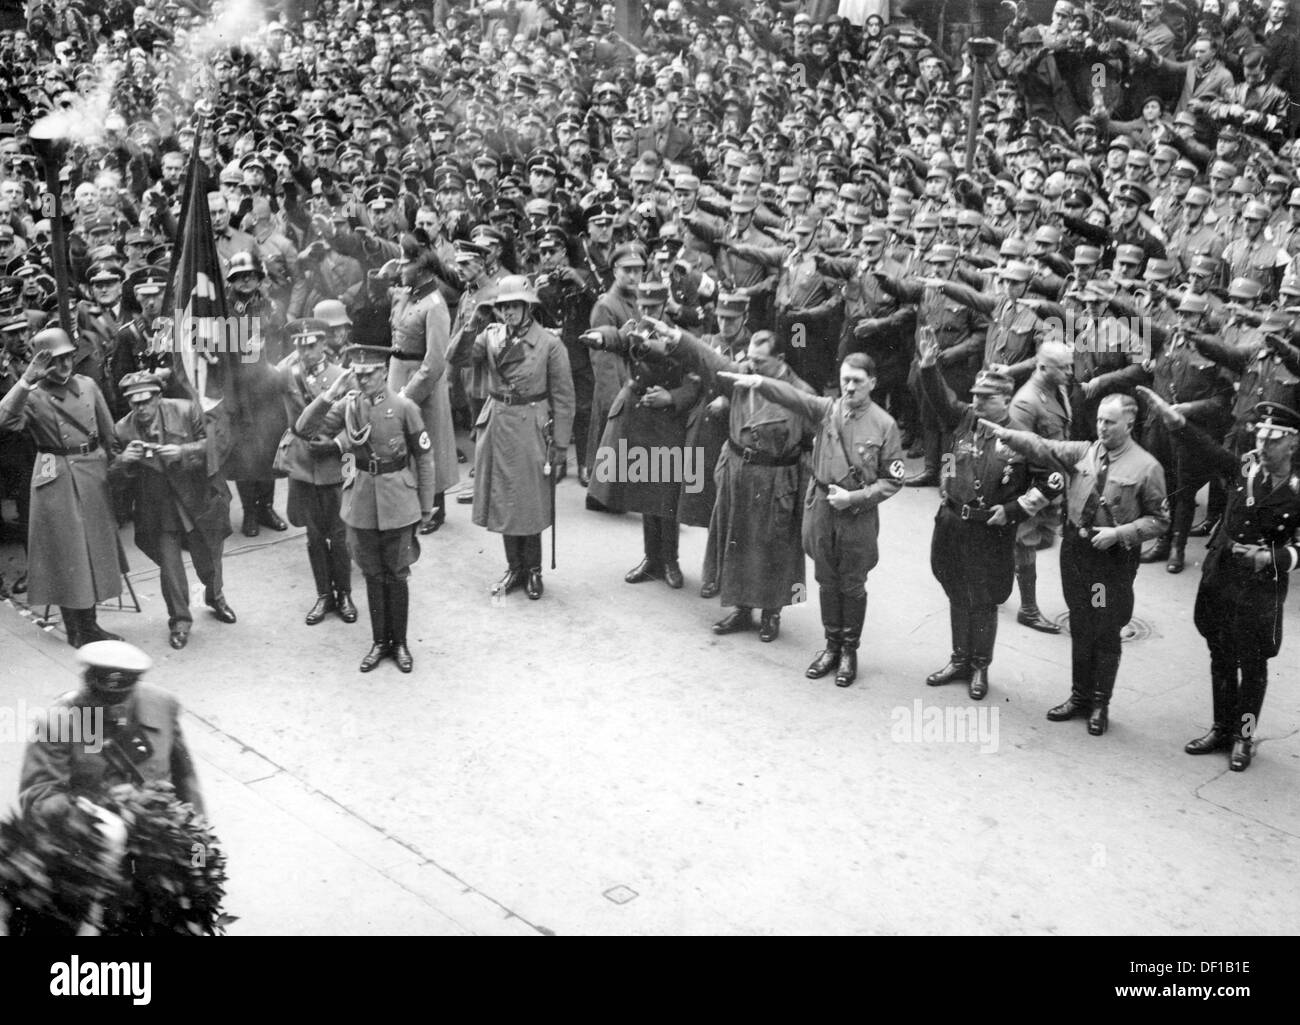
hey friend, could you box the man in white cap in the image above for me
[20,640,205,820]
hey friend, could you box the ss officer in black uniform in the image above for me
[721,352,906,688]
[982,394,1169,735]
[1142,388,1300,772]
[297,345,437,674]
[918,335,1064,701]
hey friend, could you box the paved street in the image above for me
[2,453,1298,936]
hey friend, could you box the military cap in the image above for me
[343,344,393,370]
[1012,193,1041,213]
[1242,200,1270,221]
[971,369,1015,395]
[537,227,567,251]
[998,261,1034,283]
[32,327,76,358]
[127,265,168,296]
[1111,180,1150,207]
[1188,255,1220,276]
[1060,188,1093,209]
[1152,144,1179,163]
[76,640,152,676]
[1265,173,1293,194]
[1081,279,1118,302]
[124,227,153,247]
[119,369,166,399]
[433,169,465,192]
[1229,176,1257,196]
[1000,238,1029,259]
[1125,149,1151,168]
[1184,186,1212,206]
[1219,124,1242,142]
[786,184,812,204]
[673,174,701,193]
[791,214,819,234]
[83,211,119,234]
[287,318,330,347]
[845,204,871,226]
[1254,401,1300,439]
[1114,244,1145,267]
[1065,158,1092,178]
[1108,135,1134,152]
[1208,160,1237,180]
[925,243,959,263]
[87,262,125,285]
[218,163,244,185]
[363,182,398,208]
[527,154,562,178]
[636,280,669,305]
[730,195,759,215]
[612,242,646,268]
[914,211,941,230]
[1280,275,1300,299]
[715,292,748,317]
[1227,278,1263,300]
[742,165,768,186]
[862,223,889,243]
[1258,309,1293,336]
[1173,111,1198,129]
[1033,225,1062,247]
[1144,258,1177,282]
[1177,291,1210,315]
[454,240,490,263]
[0,315,27,334]
[585,202,618,227]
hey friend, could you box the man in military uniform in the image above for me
[462,277,575,599]
[1165,186,1223,276]
[20,640,205,821]
[535,228,599,486]
[983,394,1170,735]
[0,315,33,596]
[585,243,642,505]
[1222,201,1288,304]
[298,345,437,673]
[110,370,235,650]
[876,243,987,487]
[918,338,1062,700]
[0,329,124,648]
[74,262,125,403]
[1142,390,1300,773]
[107,266,172,419]
[720,352,906,688]
[274,319,355,627]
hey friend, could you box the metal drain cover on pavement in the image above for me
[603,885,638,905]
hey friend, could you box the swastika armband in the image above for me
[887,458,906,481]
[417,430,431,451]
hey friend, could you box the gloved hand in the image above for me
[308,437,338,458]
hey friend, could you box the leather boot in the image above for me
[1087,691,1109,736]
[1229,736,1253,772]
[836,593,866,687]
[1046,694,1090,721]
[336,591,358,623]
[758,609,781,642]
[805,588,842,679]
[388,580,412,673]
[60,607,84,648]
[927,604,971,686]
[1015,554,1060,633]
[713,607,753,634]
[360,579,389,672]
[1166,534,1186,574]
[81,608,122,644]
[307,538,333,599]
[526,568,543,600]
[241,510,259,537]
[305,594,335,625]
[1230,664,1268,771]
[967,605,997,701]
[1140,534,1171,563]
[1186,668,1235,754]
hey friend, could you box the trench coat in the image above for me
[390,281,460,495]
[470,319,575,535]
[0,374,123,608]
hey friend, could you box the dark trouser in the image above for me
[642,513,679,567]
[910,367,955,476]
[563,340,594,466]
[1148,423,1212,544]
[155,528,224,627]
[349,525,419,646]
[0,456,32,547]
[1015,542,1038,611]
[503,533,542,571]
[871,355,915,437]
[294,481,351,596]
[931,508,1013,665]
[1061,531,1139,704]
[806,494,878,652]
[236,479,276,516]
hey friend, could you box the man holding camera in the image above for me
[111,370,234,650]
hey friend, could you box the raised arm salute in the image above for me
[980,393,1169,736]
[721,353,905,688]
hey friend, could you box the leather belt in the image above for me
[490,391,549,406]
[37,439,99,456]
[945,499,996,523]
[360,454,407,475]
[391,350,424,361]
[1065,520,1097,540]
[727,439,800,466]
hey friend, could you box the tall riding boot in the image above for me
[1015,545,1059,633]
[1165,532,1186,574]
[836,591,867,687]
[1231,662,1268,771]
[1185,664,1236,754]
[805,588,842,678]
[360,578,389,672]
[1089,643,1120,735]
[305,540,336,625]
[388,580,413,673]
[330,536,357,622]
[81,607,121,644]
[1140,529,1171,564]
[60,607,85,648]
[906,430,941,486]
[926,603,972,686]
[660,516,684,588]
[967,604,997,700]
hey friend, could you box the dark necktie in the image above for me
[1096,449,1110,494]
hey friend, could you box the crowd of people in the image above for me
[1,0,1299,786]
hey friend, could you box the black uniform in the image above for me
[1175,419,1300,749]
